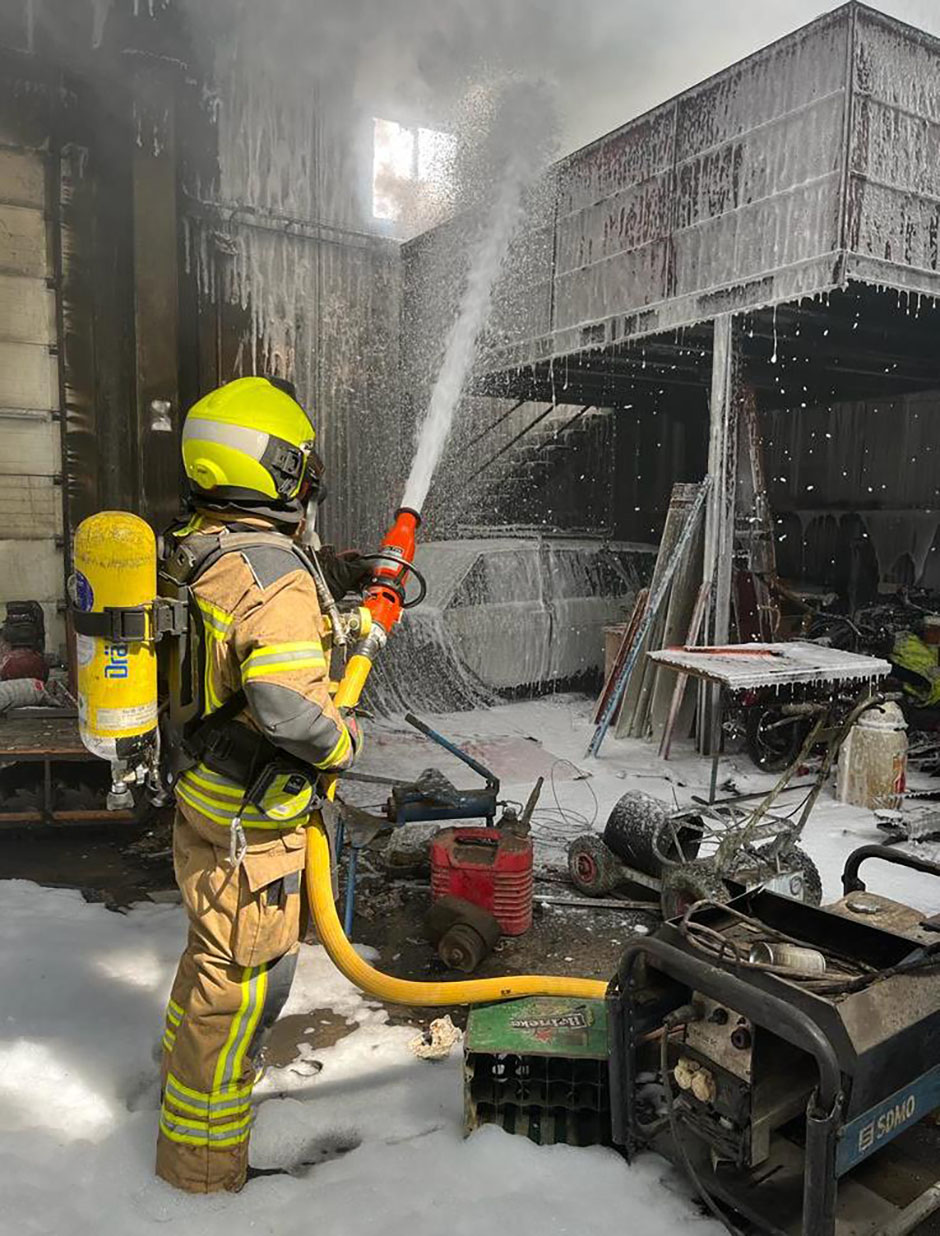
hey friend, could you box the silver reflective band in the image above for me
[183,416,270,463]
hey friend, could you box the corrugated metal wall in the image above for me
[299,236,404,550]
[0,141,65,653]
[182,213,404,551]
[181,63,406,551]
[762,387,940,597]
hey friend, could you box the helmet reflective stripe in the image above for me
[183,417,270,464]
[183,417,306,499]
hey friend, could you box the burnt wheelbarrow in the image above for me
[567,790,822,919]
[568,692,893,921]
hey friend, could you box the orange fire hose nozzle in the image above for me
[333,507,423,712]
[362,506,422,634]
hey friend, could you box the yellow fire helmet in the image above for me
[182,377,323,505]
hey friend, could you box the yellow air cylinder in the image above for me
[73,512,158,769]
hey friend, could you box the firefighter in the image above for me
[156,377,366,1193]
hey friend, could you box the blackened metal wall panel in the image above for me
[761,387,940,596]
[310,233,404,550]
[0,121,66,653]
[550,104,676,337]
[484,197,555,360]
[131,62,182,534]
[671,87,846,298]
[183,206,404,551]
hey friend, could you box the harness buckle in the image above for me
[152,598,189,639]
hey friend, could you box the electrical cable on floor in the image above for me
[527,757,601,848]
[660,1020,744,1236]
[551,758,599,825]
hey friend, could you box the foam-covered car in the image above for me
[368,537,654,714]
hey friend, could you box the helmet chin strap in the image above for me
[301,497,320,552]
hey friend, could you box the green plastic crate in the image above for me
[464,997,611,1147]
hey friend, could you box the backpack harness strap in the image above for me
[159,528,323,832]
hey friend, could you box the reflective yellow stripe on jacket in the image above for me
[318,725,351,770]
[176,765,315,829]
[196,597,234,714]
[240,641,326,684]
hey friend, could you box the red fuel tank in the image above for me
[430,827,533,936]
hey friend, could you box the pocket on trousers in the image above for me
[232,845,306,967]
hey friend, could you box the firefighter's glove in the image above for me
[341,710,364,763]
[318,547,372,599]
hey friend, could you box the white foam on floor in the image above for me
[3,694,938,1234]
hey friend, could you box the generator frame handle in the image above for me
[842,844,940,896]
[609,936,843,1236]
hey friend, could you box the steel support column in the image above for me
[701,315,740,754]
[704,314,739,643]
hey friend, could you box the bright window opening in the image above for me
[372,118,456,228]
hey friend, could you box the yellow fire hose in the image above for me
[303,651,608,1006]
[304,824,607,1004]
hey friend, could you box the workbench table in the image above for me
[647,642,893,802]
[647,642,892,690]
[0,713,136,826]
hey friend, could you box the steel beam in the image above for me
[703,315,739,645]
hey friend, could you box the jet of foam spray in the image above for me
[401,169,527,513]
[401,86,554,514]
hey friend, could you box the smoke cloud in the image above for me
[173,0,940,542]
[181,0,940,159]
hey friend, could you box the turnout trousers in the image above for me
[156,809,307,1193]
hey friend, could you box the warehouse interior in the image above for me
[3,3,940,663]
[4,5,940,1232]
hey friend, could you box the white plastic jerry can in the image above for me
[836,701,908,812]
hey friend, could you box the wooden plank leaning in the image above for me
[586,476,712,759]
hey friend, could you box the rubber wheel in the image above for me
[660,863,729,920]
[438,923,488,973]
[603,791,701,875]
[734,842,823,906]
[744,705,811,773]
[567,833,623,896]
[787,845,823,906]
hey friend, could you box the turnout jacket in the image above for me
[171,513,355,837]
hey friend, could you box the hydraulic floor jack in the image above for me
[334,713,505,934]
